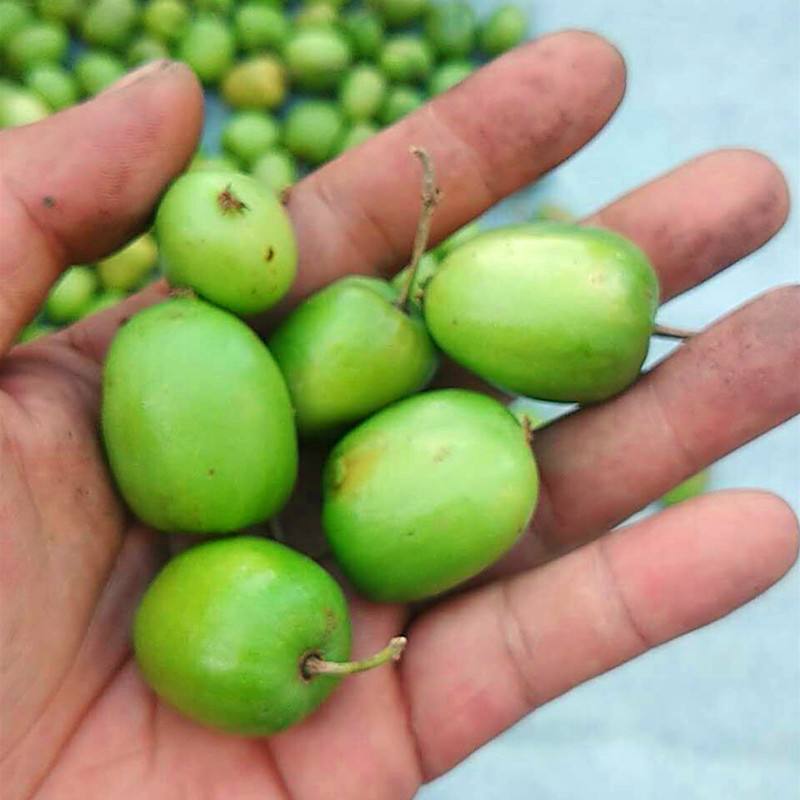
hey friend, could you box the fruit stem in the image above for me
[303,636,407,678]
[652,323,697,340]
[396,147,441,312]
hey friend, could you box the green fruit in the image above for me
[428,59,472,94]
[534,203,576,223]
[335,120,378,154]
[251,147,296,194]
[222,111,280,166]
[379,34,433,83]
[25,63,78,110]
[98,233,159,292]
[294,3,338,28]
[5,21,69,74]
[194,0,232,13]
[424,1,476,58]
[179,14,235,84]
[660,470,711,506]
[284,27,352,92]
[368,0,428,28]
[423,223,660,403]
[339,64,387,121]
[283,100,344,165]
[342,9,384,59]
[126,35,170,67]
[102,298,298,533]
[81,0,139,51]
[0,86,49,127]
[221,56,286,111]
[142,0,189,43]
[479,5,527,56]
[189,152,240,172]
[235,3,290,51]
[45,266,99,323]
[35,0,81,24]
[0,2,32,49]
[82,289,127,316]
[323,389,539,601]
[133,536,351,735]
[269,276,438,437]
[156,171,297,316]
[17,321,54,343]
[432,220,481,258]
[391,252,438,313]
[379,84,423,125]
[74,50,126,95]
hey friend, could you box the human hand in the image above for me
[1,36,798,800]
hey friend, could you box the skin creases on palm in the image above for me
[1,37,798,800]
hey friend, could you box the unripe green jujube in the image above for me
[284,27,352,91]
[335,121,378,154]
[235,3,290,51]
[81,0,139,51]
[5,21,69,74]
[338,64,387,121]
[251,148,297,194]
[126,35,170,67]
[342,8,384,59]
[379,84,423,125]
[368,0,428,28]
[221,56,286,110]
[379,34,433,83]
[45,266,99,323]
[25,64,78,110]
[179,14,235,84]
[428,59,473,94]
[0,86,49,127]
[0,2,32,49]
[479,5,527,56]
[222,111,280,166]
[35,0,81,24]
[424,0,476,58]
[142,0,189,43]
[97,233,159,292]
[74,50,126,95]
[283,100,344,165]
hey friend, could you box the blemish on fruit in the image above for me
[218,185,248,214]
[433,445,451,463]
[265,246,275,262]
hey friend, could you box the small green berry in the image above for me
[284,100,344,165]
[222,111,280,167]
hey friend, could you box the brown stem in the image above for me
[653,323,697,340]
[396,147,441,311]
[303,637,407,678]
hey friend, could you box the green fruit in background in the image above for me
[25,63,79,110]
[251,147,297,194]
[323,389,539,602]
[335,120,378,154]
[5,21,68,74]
[179,14,235,84]
[342,8,384,58]
[479,4,527,56]
[379,84,423,124]
[0,1,32,49]
[142,0,189,43]
[74,50,126,95]
[35,0,81,24]
[0,86,49,127]
[283,100,344,165]
[97,233,159,292]
[102,298,298,533]
[424,0,476,58]
[368,0,428,28]
[81,0,139,50]
[269,276,438,437]
[126,35,170,67]
[155,171,297,316]
[221,56,287,111]
[17,321,55,343]
[339,64,387,121]
[284,27,352,91]
[294,2,338,28]
[428,59,473,94]
[221,111,280,167]
[379,34,433,83]
[423,223,660,403]
[235,3,290,51]
[194,0,233,13]
[82,289,127,316]
[189,152,239,172]
[133,536,352,735]
[660,470,711,506]
[45,266,99,323]
[391,251,439,313]
[433,220,481,258]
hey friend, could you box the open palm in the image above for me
[1,37,798,800]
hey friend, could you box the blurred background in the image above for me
[422,1,800,798]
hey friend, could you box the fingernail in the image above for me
[103,60,176,94]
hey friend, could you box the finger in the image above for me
[67,32,626,363]
[482,285,800,579]
[585,149,789,302]
[283,31,625,304]
[403,490,798,779]
[0,60,203,354]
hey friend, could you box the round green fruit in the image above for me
[379,34,433,83]
[342,9,384,59]
[126,35,170,67]
[97,233,158,292]
[379,84,423,125]
[45,266,98,323]
[428,59,472,94]
[251,147,297,194]
[339,64,387,121]
[479,5,527,56]
[155,171,297,316]
[0,2,32,49]
[235,3,290,51]
[335,121,378,154]
[283,100,344,165]
[269,276,438,437]
[178,14,235,84]
[5,21,68,74]
[423,222,659,403]
[25,63,78,110]
[82,289,127,316]
[35,0,81,24]
[221,111,280,167]
[0,86,49,127]
[424,0,476,58]
[221,56,286,111]
[368,0,428,28]
[74,50,126,95]
[284,27,352,92]
[81,0,139,51]
[660,470,711,507]
[133,536,351,735]
[323,389,539,602]
[102,298,298,533]
[142,0,189,43]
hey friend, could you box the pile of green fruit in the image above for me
[93,146,697,735]
[2,0,531,339]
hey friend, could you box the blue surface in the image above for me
[419,1,800,798]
